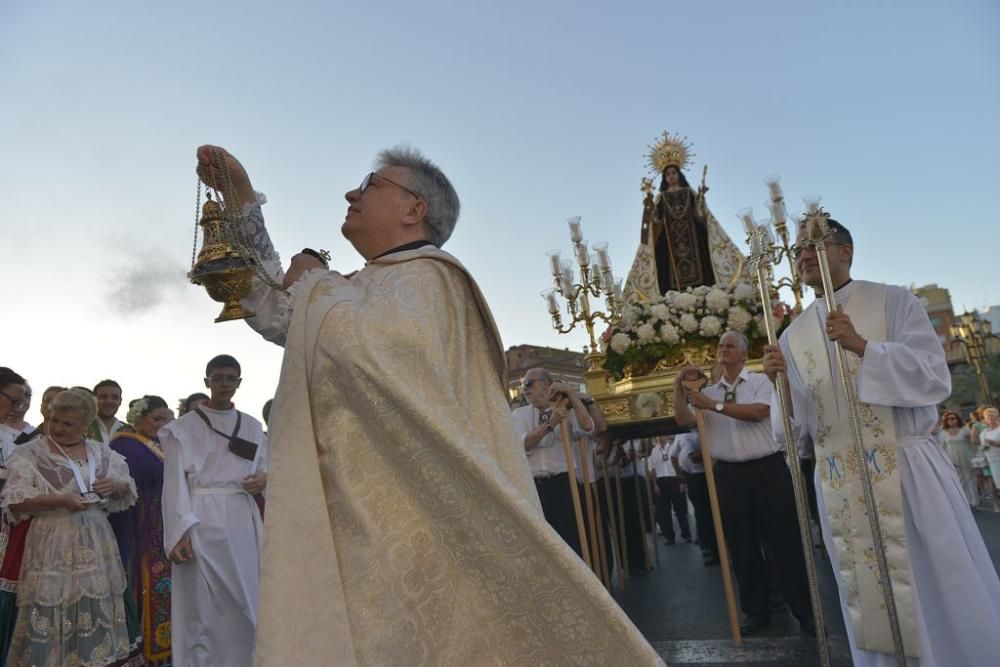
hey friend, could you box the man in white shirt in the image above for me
[674,331,814,637]
[92,379,125,444]
[160,355,268,667]
[511,369,594,558]
[650,436,690,545]
[672,429,717,565]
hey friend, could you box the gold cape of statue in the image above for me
[251,246,663,666]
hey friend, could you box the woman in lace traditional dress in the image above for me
[108,396,172,666]
[1,389,137,667]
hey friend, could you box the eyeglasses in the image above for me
[791,241,850,260]
[522,379,544,390]
[359,172,423,201]
[0,390,25,408]
[207,374,242,385]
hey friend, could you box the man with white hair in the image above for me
[193,146,662,665]
[673,331,814,637]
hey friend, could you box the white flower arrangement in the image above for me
[601,282,775,379]
[125,397,150,426]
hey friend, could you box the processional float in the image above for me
[538,132,872,665]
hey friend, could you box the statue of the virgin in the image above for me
[622,133,745,305]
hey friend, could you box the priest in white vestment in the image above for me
[763,219,1000,666]
[194,145,663,666]
[160,354,268,667]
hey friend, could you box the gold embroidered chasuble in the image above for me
[785,281,919,656]
[253,247,663,666]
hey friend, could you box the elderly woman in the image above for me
[109,396,173,666]
[939,410,978,508]
[1,388,138,667]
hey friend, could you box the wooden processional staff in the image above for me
[630,448,652,572]
[641,447,660,564]
[577,438,609,587]
[681,375,742,646]
[600,454,626,590]
[558,412,592,571]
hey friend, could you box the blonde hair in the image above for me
[51,388,98,425]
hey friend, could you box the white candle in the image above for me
[590,263,602,290]
[737,207,756,236]
[593,242,610,269]
[575,240,590,267]
[613,278,624,302]
[541,289,559,314]
[546,249,561,276]
[803,195,822,214]
[602,268,615,295]
[764,175,782,201]
[768,199,787,225]
[560,260,574,293]
[567,216,583,243]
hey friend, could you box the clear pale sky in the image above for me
[2,0,997,425]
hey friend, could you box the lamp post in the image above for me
[542,216,622,351]
[951,313,999,407]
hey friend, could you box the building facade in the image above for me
[505,344,587,406]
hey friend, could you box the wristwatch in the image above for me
[714,402,725,413]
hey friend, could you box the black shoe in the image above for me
[664,537,675,545]
[800,617,816,637]
[703,556,720,566]
[740,614,771,635]
[683,535,693,543]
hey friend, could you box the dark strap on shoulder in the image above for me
[193,408,242,442]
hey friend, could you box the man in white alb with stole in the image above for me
[193,145,663,666]
[160,354,269,666]
[763,217,1000,666]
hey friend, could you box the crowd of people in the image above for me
[3,139,1000,667]
[0,355,267,667]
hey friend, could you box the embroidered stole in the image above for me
[787,281,919,656]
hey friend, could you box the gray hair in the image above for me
[525,368,556,383]
[51,388,97,425]
[720,331,749,351]
[375,146,460,247]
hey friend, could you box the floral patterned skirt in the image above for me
[7,509,135,667]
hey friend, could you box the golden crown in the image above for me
[645,131,694,174]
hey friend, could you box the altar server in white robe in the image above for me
[763,218,1000,666]
[193,145,663,666]
[160,354,268,667]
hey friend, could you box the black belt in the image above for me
[714,451,784,466]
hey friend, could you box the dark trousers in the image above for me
[655,477,691,541]
[535,473,583,558]
[686,472,717,558]
[800,456,820,522]
[714,453,812,622]
[619,475,648,571]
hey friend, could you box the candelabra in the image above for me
[951,313,999,407]
[542,216,623,351]
[735,176,805,312]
